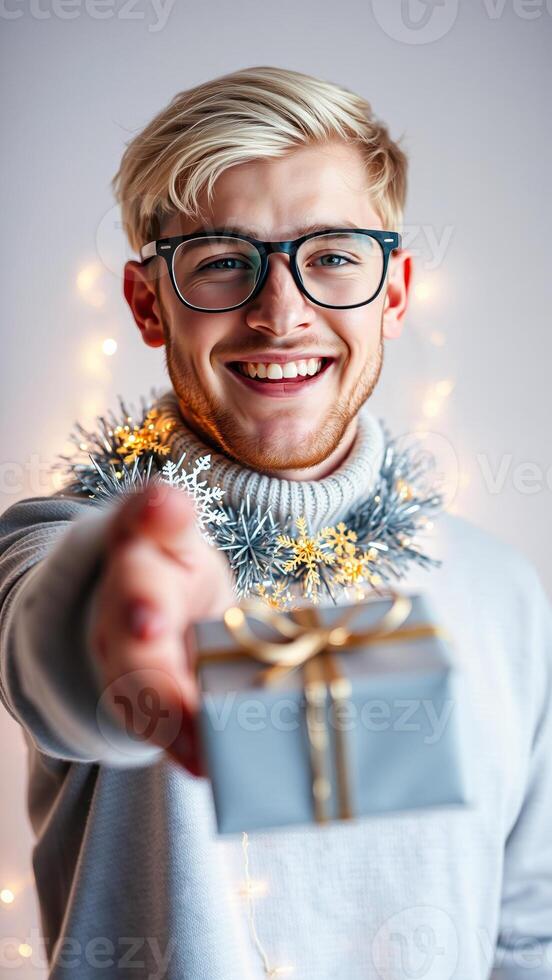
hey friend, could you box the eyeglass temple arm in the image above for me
[140,241,158,262]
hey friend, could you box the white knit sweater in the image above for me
[0,389,551,979]
[155,388,387,530]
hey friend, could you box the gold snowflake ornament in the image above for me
[275,514,383,605]
[319,521,358,558]
[114,409,176,465]
[276,515,338,604]
[253,581,296,611]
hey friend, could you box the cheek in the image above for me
[169,316,221,371]
[331,307,381,367]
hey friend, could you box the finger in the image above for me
[92,537,195,685]
[109,578,201,715]
[164,710,206,778]
[95,581,205,776]
[108,483,208,568]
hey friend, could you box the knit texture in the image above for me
[1,395,552,979]
[155,387,386,531]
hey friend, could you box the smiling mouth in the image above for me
[226,357,333,393]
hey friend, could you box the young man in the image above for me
[1,66,550,979]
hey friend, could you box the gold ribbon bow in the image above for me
[196,591,445,823]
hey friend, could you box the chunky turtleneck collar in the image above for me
[154,388,386,533]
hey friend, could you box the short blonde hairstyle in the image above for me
[112,65,408,256]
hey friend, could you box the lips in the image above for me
[225,357,334,397]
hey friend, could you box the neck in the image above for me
[175,397,360,482]
[154,388,385,532]
[267,417,359,480]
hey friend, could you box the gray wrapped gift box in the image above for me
[192,591,473,835]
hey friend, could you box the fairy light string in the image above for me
[240,833,294,977]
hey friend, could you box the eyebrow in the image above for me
[188,221,363,239]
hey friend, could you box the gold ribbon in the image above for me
[196,591,446,824]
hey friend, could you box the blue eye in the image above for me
[201,257,251,271]
[316,254,350,266]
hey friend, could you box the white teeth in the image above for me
[282,362,298,378]
[235,358,325,380]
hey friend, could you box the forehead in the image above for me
[161,141,383,239]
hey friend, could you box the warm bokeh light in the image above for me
[49,471,66,493]
[76,261,106,308]
[76,263,101,292]
[422,377,455,419]
[239,878,269,899]
[18,944,32,958]
[414,281,431,301]
[422,396,441,419]
[435,378,455,398]
[0,888,15,904]
[78,339,111,382]
[102,337,118,356]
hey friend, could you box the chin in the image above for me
[242,408,321,443]
[224,413,346,472]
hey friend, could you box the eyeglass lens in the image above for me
[171,232,385,310]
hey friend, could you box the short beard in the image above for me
[159,288,384,474]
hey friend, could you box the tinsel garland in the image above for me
[51,389,444,609]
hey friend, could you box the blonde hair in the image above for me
[111,65,408,256]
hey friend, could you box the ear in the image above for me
[382,249,412,341]
[123,260,166,348]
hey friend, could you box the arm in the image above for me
[490,566,552,978]
[0,493,164,766]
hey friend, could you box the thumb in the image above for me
[108,481,205,564]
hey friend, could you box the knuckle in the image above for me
[107,538,152,579]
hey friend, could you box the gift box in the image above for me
[191,591,473,834]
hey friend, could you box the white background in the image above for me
[1,0,551,974]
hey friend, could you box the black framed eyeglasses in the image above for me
[139,227,401,312]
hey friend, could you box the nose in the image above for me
[243,252,316,337]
